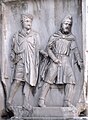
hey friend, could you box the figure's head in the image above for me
[21,14,33,30]
[60,15,73,34]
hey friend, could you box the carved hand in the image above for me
[78,61,84,70]
[40,50,48,57]
[54,58,62,65]
[10,52,15,62]
[43,52,48,57]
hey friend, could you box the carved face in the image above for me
[61,19,72,34]
[22,18,32,30]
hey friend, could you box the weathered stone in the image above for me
[12,106,78,118]
[0,0,87,119]
[8,117,88,120]
[0,82,4,115]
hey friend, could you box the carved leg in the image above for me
[7,80,21,105]
[38,62,58,107]
[64,83,75,107]
[38,82,50,107]
[1,80,21,119]
[22,83,32,111]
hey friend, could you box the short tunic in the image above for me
[44,31,81,85]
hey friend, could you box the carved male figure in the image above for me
[5,14,47,116]
[38,15,83,107]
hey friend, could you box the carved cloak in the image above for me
[40,31,82,85]
[11,30,40,86]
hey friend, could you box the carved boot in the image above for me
[38,98,46,107]
[1,102,14,119]
[38,82,50,107]
[64,100,75,108]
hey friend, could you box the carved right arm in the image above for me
[10,35,16,62]
[71,40,83,70]
[47,37,60,64]
[47,47,58,63]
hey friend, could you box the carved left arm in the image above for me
[10,35,16,62]
[40,50,48,57]
[72,41,83,70]
[36,32,48,58]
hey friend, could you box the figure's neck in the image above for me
[59,30,71,37]
[23,28,32,35]
[60,30,71,36]
[60,29,70,35]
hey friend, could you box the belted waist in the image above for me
[55,53,69,57]
[16,50,24,54]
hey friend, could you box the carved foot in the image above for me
[38,99,46,107]
[22,104,33,111]
[1,107,14,119]
[2,102,14,119]
[64,101,75,108]
[1,109,9,119]
[22,105,33,117]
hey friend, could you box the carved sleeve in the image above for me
[71,40,83,65]
[37,33,48,57]
[36,33,41,50]
[10,34,16,62]
[47,36,58,62]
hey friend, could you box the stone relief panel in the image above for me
[0,3,5,116]
[38,15,83,108]
[0,0,85,119]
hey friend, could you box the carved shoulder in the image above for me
[12,32,19,43]
[32,30,40,37]
[69,33,76,41]
[48,33,59,46]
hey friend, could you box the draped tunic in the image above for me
[46,31,82,84]
[11,30,40,86]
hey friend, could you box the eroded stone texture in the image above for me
[0,0,87,119]
[0,83,4,115]
[0,3,4,116]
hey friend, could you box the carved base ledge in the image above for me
[1,115,88,120]
[12,106,78,118]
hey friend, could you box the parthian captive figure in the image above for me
[38,15,83,107]
[4,14,47,117]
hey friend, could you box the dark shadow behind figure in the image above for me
[0,69,14,119]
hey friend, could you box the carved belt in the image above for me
[55,53,69,57]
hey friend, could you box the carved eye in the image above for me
[26,20,29,22]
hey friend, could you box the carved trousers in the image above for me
[39,61,75,103]
[8,80,32,110]
[39,82,74,104]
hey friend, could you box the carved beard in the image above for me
[60,27,71,35]
[60,23,72,35]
